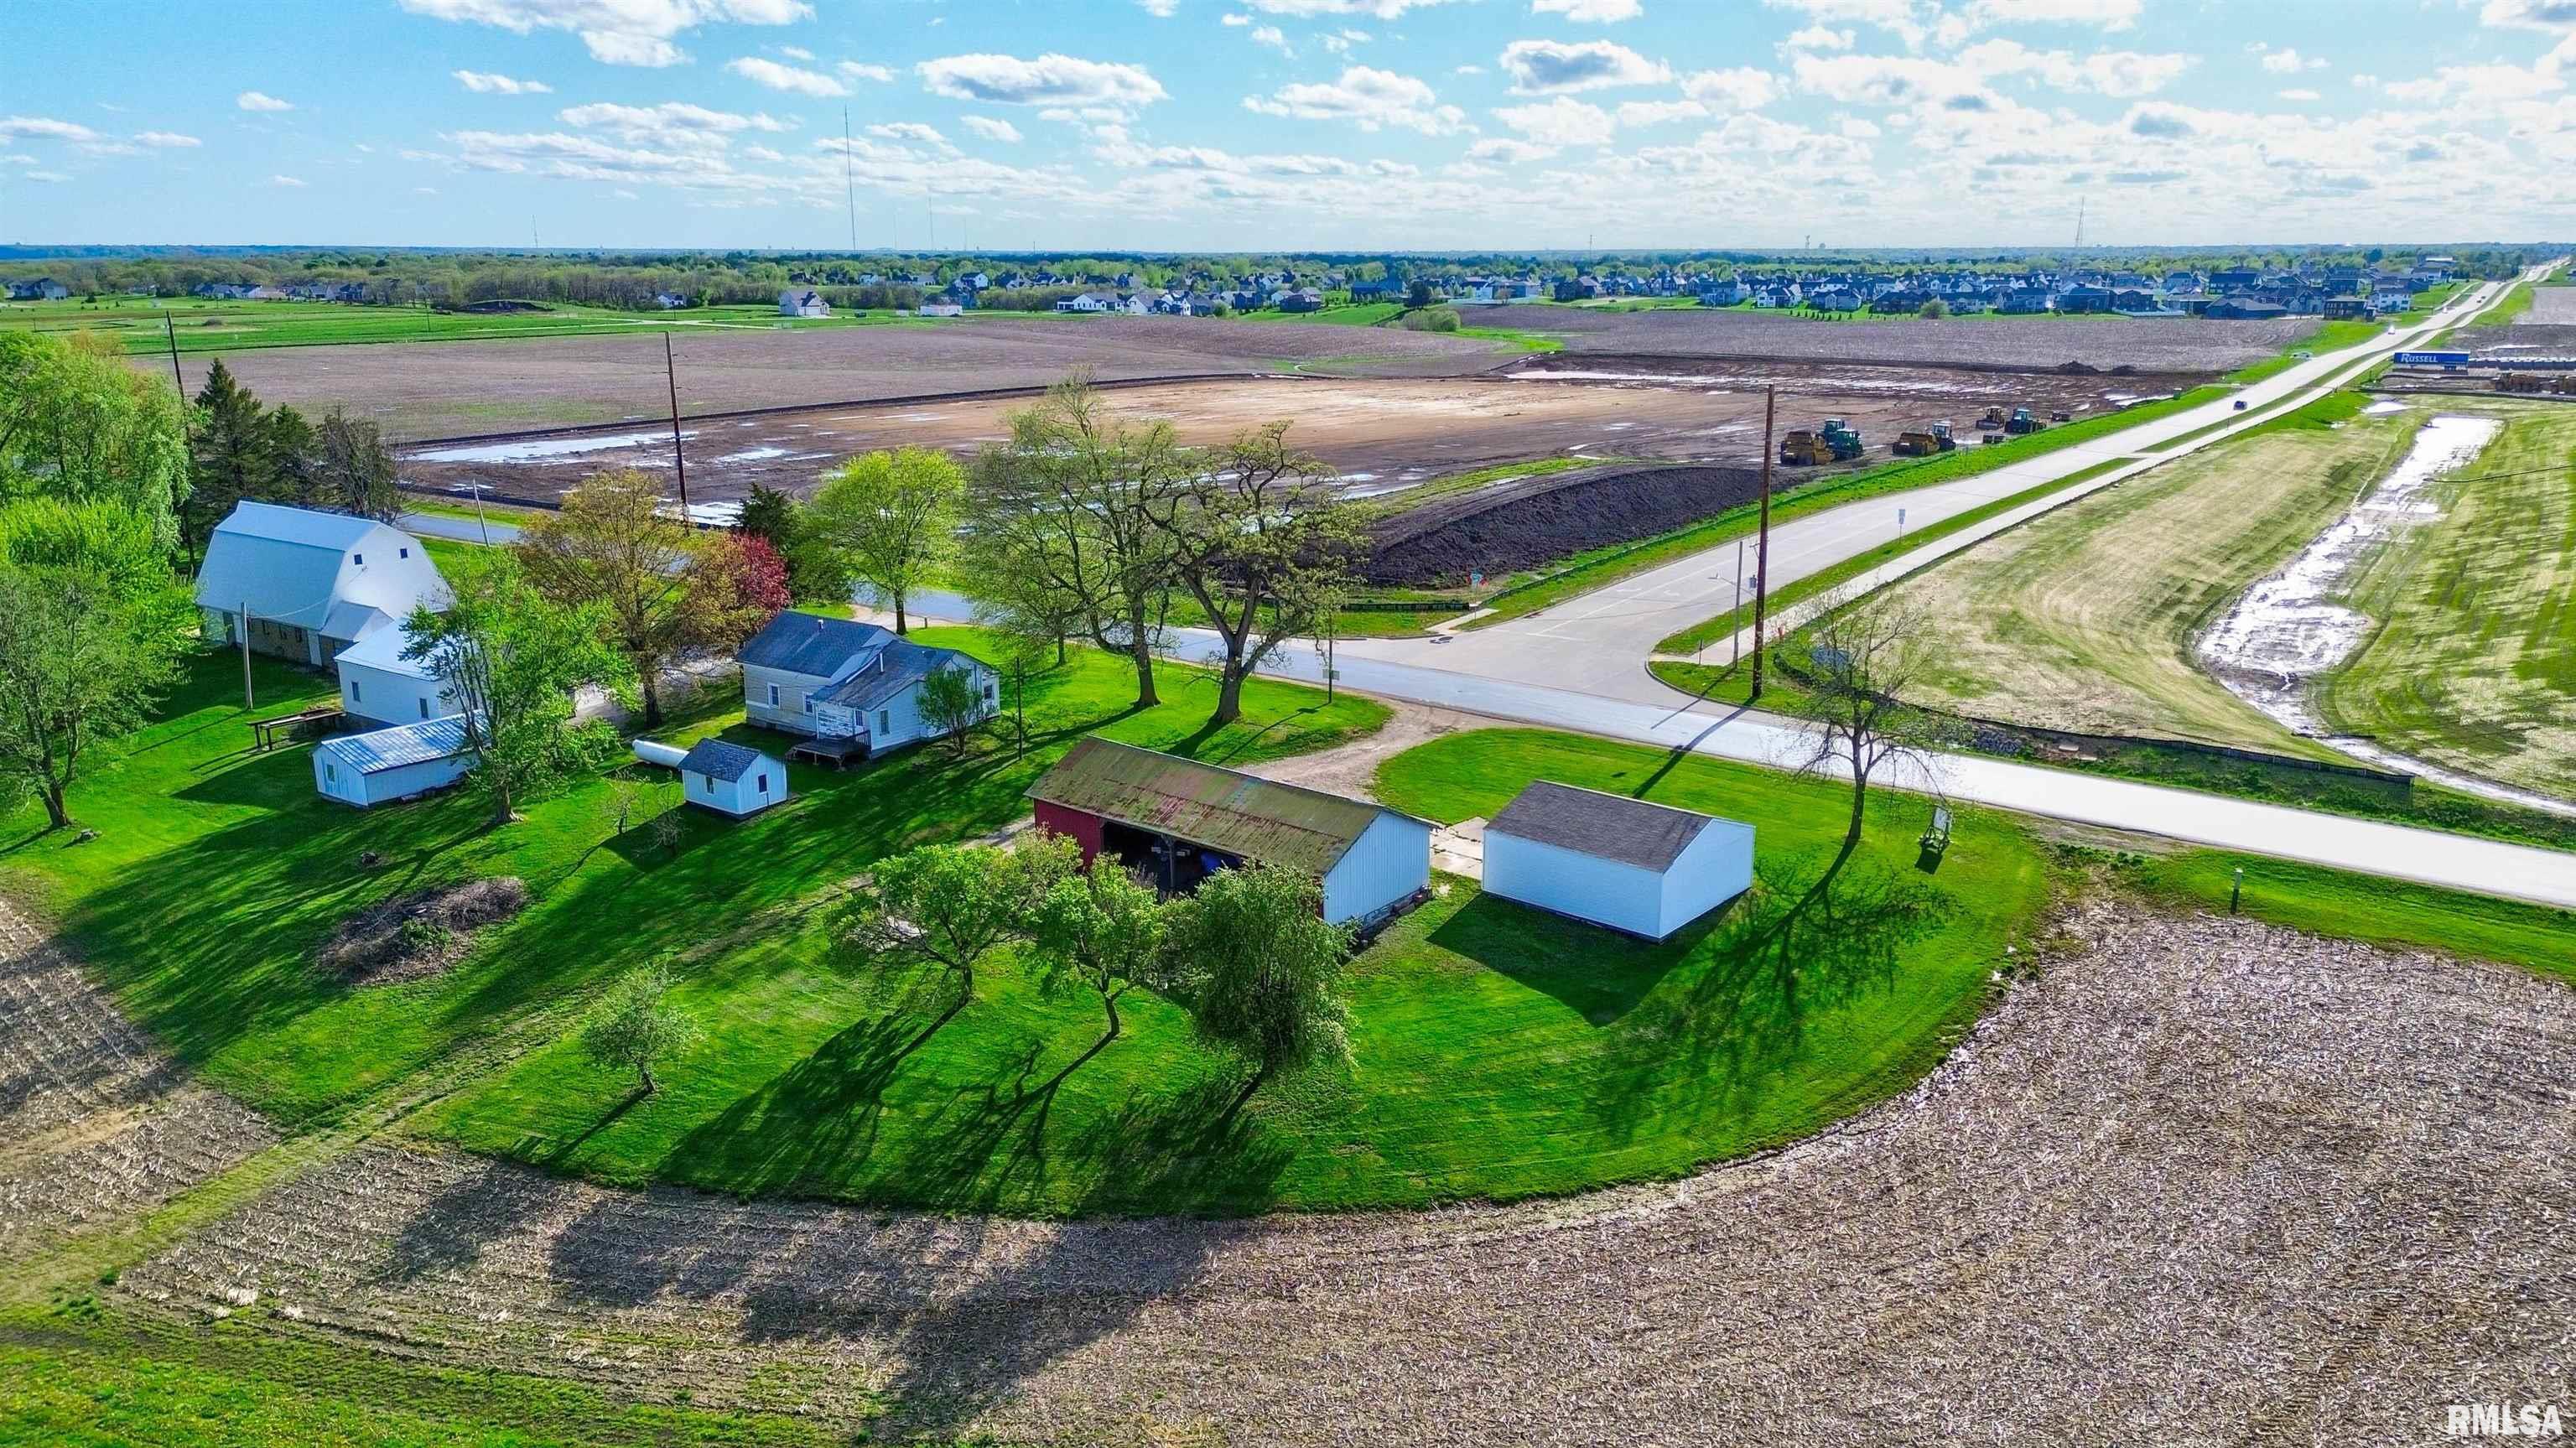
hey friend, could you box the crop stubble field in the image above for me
[1497,304,2319,371]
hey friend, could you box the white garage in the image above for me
[312,717,476,809]
[1482,781,1753,941]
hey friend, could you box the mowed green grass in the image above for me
[2317,402,2576,800]
[0,632,1384,1137]
[0,295,933,354]
[1848,397,2422,755]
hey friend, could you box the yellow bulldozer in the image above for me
[1892,421,1956,456]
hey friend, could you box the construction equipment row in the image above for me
[1778,404,2059,467]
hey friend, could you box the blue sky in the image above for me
[4,0,2570,251]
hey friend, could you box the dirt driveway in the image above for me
[20,900,2558,1447]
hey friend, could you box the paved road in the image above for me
[402,509,524,547]
[1332,278,2515,706]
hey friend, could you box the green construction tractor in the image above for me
[2004,407,2045,436]
[1817,418,1865,460]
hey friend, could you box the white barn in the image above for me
[739,611,997,761]
[332,624,455,729]
[1482,781,1753,941]
[311,716,476,809]
[195,502,449,668]
[1026,738,1431,928]
[677,739,788,818]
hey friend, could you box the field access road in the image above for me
[883,584,2576,909]
[1332,276,2518,706]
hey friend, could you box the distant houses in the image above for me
[778,288,832,318]
[4,278,69,300]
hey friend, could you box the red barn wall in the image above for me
[1031,800,1105,865]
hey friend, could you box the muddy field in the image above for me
[1366,462,1763,586]
[1509,305,2314,372]
[397,366,2176,511]
[69,902,2576,1446]
[148,314,1515,444]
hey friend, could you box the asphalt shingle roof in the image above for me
[681,739,770,783]
[820,639,978,711]
[1486,781,1723,874]
[737,611,894,678]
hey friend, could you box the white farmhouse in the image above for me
[778,288,831,317]
[311,716,476,809]
[676,739,789,817]
[195,502,449,670]
[738,610,998,762]
[1480,781,1753,941]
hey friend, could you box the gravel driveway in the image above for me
[94,902,2576,1447]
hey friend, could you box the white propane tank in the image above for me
[632,739,688,770]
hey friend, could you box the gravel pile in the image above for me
[112,904,2576,1445]
[0,904,276,1259]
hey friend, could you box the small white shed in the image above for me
[312,716,476,808]
[1482,781,1753,941]
[333,625,454,728]
[678,739,787,818]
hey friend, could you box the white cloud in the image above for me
[1499,38,1671,91]
[1244,65,1469,132]
[918,53,1169,108]
[557,101,790,148]
[133,130,201,148]
[2255,44,2328,74]
[1963,0,2139,28]
[236,91,295,112]
[1763,0,1927,49]
[1790,52,1996,110]
[1242,0,1467,14]
[962,114,1023,142]
[1614,98,1706,126]
[727,56,849,96]
[1138,0,1178,13]
[1779,23,1853,52]
[1249,23,1293,54]
[1468,136,1559,161]
[1533,0,1643,20]
[394,0,813,69]
[0,116,101,143]
[2384,61,2562,101]
[23,170,69,183]
[869,121,948,147]
[1680,66,1781,109]
[1494,95,1618,143]
[454,69,552,94]
[269,174,307,186]
[838,60,896,82]
[1959,39,2191,97]
[2277,88,2322,101]
[741,143,785,160]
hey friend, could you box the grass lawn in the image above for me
[0,631,1382,1137]
[2316,402,2576,802]
[1798,396,2423,757]
[0,1309,856,1448]
[0,296,931,355]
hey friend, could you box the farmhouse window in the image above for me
[353,553,364,566]
[877,709,891,734]
[349,677,361,703]
[756,773,769,792]
[801,692,814,715]
[418,699,429,719]
[767,683,779,707]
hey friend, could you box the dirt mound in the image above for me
[319,877,528,984]
[1365,463,1764,587]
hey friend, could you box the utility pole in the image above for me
[162,314,185,400]
[842,106,858,253]
[239,599,255,710]
[1749,386,1775,703]
[663,333,690,522]
[1731,537,1745,668]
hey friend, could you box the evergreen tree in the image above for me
[184,359,274,553]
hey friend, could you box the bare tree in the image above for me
[1145,421,1363,726]
[1783,589,1945,894]
[962,374,1187,709]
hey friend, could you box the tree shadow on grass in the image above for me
[1426,893,1706,1024]
[1577,850,1946,1149]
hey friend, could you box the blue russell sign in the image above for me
[2393,350,2471,367]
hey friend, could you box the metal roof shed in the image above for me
[1482,781,1753,940]
[311,716,476,809]
[1026,739,1431,926]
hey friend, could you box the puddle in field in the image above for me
[2193,413,2576,815]
[408,429,689,464]
[2360,398,2408,417]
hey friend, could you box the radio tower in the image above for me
[2074,195,2086,249]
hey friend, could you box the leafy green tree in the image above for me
[314,408,402,520]
[1145,422,1363,725]
[808,447,963,635]
[1405,278,1434,309]
[513,469,765,727]
[579,963,700,1095]
[0,502,195,829]
[1162,862,1353,1111]
[0,331,190,553]
[1027,838,1171,1067]
[184,358,277,554]
[915,663,988,756]
[963,376,1187,709]
[848,842,1071,1030]
[400,555,626,827]
[264,405,319,506]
